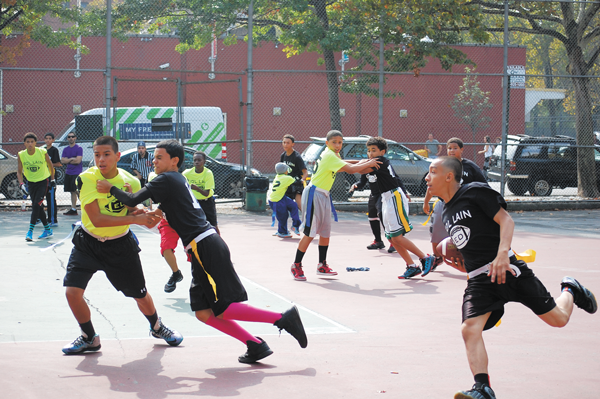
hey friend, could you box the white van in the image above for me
[56,106,226,169]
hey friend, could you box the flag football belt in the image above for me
[305,184,338,227]
[184,228,217,251]
[467,250,521,279]
[81,223,130,242]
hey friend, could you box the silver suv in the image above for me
[301,135,431,201]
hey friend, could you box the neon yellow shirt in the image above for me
[269,174,295,202]
[79,167,141,238]
[148,171,157,182]
[182,167,215,200]
[19,147,50,183]
[310,147,346,191]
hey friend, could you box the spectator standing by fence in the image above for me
[425,133,443,159]
[478,135,493,181]
[61,132,83,216]
[44,132,61,226]
[131,141,154,188]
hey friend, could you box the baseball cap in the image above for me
[137,141,146,147]
[275,162,291,174]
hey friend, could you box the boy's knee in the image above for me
[195,309,212,323]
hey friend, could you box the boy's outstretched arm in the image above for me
[339,158,381,175]
[85,200,160,228]
[96,180,152,207]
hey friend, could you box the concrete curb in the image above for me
[333,199,600,215]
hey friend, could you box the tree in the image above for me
[451,67,492,162]
[0,0,84,65]
[463,1,600,197]
[80,0,486,132]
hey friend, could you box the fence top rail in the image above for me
[110,66,245,75]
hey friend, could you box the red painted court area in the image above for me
[1,210,598,398]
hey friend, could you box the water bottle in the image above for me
[21,202,26,211]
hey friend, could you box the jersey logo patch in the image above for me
[105,199,126,213]
[449,225,471,249]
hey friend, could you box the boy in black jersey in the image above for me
[423,137,488,271]
[97,139,308,364]
[426,156,597,399]
[280,134,307,210]
[360,137,435,279]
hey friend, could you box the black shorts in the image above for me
[462,260,556,331]
[29,179,49,206]
[188,233,248,316]
[64,174,79,192]
[63,227,147,298]
[198,196,218,226]
[286,181,304,198]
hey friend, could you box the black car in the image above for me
[302,135,431,201]
[488,135,600,196]
[93,146,261,198]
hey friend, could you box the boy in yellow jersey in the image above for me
[61,136,183,355]
[17,132,55,241]
[269,162,301,238]
[290,130,380,281]
[182,151,220,235]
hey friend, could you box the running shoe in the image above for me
[387,245,396,253]
[25,230,33,242]
[38,229,53,239]
[432,256,444,272]
[49,223,59,228]
[238,337,273,364]
[274,305,308,348]
[291,263,306,281]
[150,318,183,346]
[164,270,184,293]
[63,209,78,216]
[290,226,300,236]
[454,382,496,399]
[273,231,292,238]
[317,261,338,276]
[398,265,422,279]
[62,334,101,355]
[561,276,598,314]
[420,255,436,277]
[366,241,385,250]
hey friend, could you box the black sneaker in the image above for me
[387,245,396,253]
[431,256,443,272]
[63,209,78,216]
[454,382,496,399]
[238,337,273,364]
[274,305,308,348]
[367,241,385,250]
[561,277,598,314]
[164,270,184,293]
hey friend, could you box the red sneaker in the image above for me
[317,261,338,276]
[291,263,307,281]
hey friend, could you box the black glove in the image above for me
[49,180,56,189]
[20,183,29,196]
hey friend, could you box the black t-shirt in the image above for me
[442,182,507,273]
[369,156,407,194]
[144,171,213,246]
[461,159,487,185]
[280,150,306,181]
[46,146,60,164]
[356,173,381,196]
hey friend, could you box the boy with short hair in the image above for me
[426,156,597,399]
[97,139,308,364]
[269,162,301,238]
[44,132,61,227]
[182,151,220,235]
[363,137,435,279]
[61,136,182,355]
[280,134,308,210]
[290,130,380,281]
[17,132,55,241]
[423,137,488,271]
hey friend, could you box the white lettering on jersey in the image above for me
[184,181,201,209]
[451,209,472,224]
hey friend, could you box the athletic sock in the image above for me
[28,223,34,232]
[44,224,51,230]
[204,314,261,344]
[562,287,574,296]
[294,249,305,264]
[474,373,490,386]
[369,220,382,242]
[318,245,328,263]
[145,312,159,330]
[79,320,96,340]
[221,303,281,324]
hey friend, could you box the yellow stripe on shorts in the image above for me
[393,189,411,232]
[189,239,218,301]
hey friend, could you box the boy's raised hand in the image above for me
[97,180,113,193]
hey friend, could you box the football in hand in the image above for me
[436,237,463,264]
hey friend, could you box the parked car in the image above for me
[301,135,432,201]
[90,145,261,198]
[488,135,600,196]
[0,148,22,200]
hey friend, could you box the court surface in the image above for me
[1,209,599,398]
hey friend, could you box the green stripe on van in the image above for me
[160,109,175,118]
[146,108,161,119]
[113,109,129,140]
